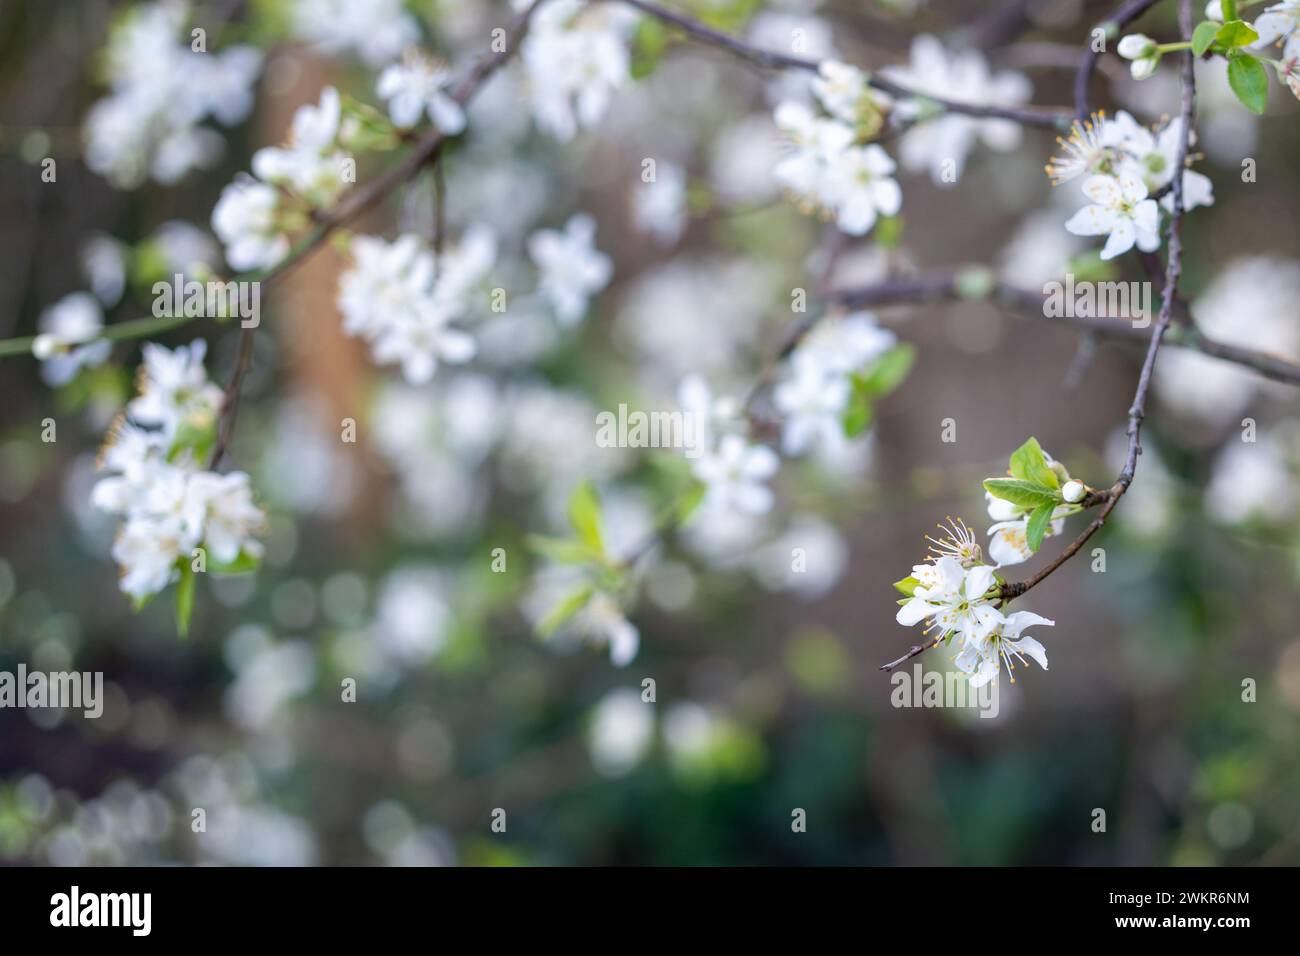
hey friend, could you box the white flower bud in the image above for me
[1117,34,1157,60]
[1205,1,1223,23]
[1062,480,1086,503]
[32,334,59,360]
[1129,56,1159,81]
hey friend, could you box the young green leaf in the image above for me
[856,343,916,398]
[983,478,1062,509]
[1192,21,1219,56]
[1215,19,1259,49]
[537,585,594,639]
[893,576,920,597]
[842,392,873,437]
[1008,437,1059,489]
[1025,502,1055,552]
[568,480,605,555]
[175,563,196,638]
[1228,54,1269,114]
[676,481,708,523]
[525,535,597,564]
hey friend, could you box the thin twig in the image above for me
[613,0,1072,128]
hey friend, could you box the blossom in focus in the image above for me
[1064,172,1161,260]
[955,611,1053,687]
[1117,34,1160,80]
[895,556,1003,647]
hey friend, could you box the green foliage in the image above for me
[1025,502,1055,552]
[537,585,593,639]
[1192,21,1220,57]
[982,478,1060,510]
[1228,54,1269,115]
[893,576,920,597]
[174,562,196,638]
[567,480,605,556]
[1009,437,1059,489]
[844,343,915,437]
[1214,20,1259,50]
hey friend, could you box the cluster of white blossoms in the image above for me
[1051,110,1214,260]
[83,2,261,189]
[516,0,637,142]
[211,86,352,271]
[291,0,419,68]
[32,293,112,387]
[772,312,898,457]
[336,227,495,385]
[892,440,1102,685]
[881,35,1033,185]
[92,341,264,603]
[336,212,610,384]
[773,62,902,236]
[895,522,1054,688]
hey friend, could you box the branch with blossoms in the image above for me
[4,0,1299,685]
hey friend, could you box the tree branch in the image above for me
[613,0,1072,128]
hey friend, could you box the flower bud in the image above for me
[1129,56,1159,81]
[31,334,59,361]
[1062,480,1086,503]
[1205,1,1223,23]
[1117,34,1157,60]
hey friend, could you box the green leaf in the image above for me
[856,343,916,398]
[175,563,196,639]
[567,481,604,556]
[209,550,261,575]
[676,481,707,524]
[983,478,1062,509]
[1215,20,1259,49]
[1227,54,1268,114]
[537,585,594,639]
[1008,437,1060,489]
[525,534,598,565]
[893,576,920,597]
[842,395,873,438]
[1025,502,1055,553]
[1192,21,1219,56]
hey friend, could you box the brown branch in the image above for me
[1074,0,1163,119]
[880,637,943,673]
[830,273,1300,388]
[207,0,546,469]
[613,0,1072,128]
[1002,0,1199,603]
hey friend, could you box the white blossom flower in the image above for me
[576,593,640,667]
[1275,33,1300,100]
[1252,1,1300,48]
[528,214,612,325]
[518,0,634,141]
[114,515,190,601]
[632,161,688,246]
[822,145,903,235]
[212,179,289,271]
[251,87,351,205]
[291,0,418,67]
[188,471,265,564]
[772,354,851,456]
[986,511,1067,567]
[369,305,477,385]
[32,293,111,387]
[337,232,482,384]
[896,557,1004,646]
[955,610,1053,687]
[376,52,466,134]
[812,60,870,124]
[1064,172,1161,260]
[1103,111,1215,212]
[881,35,1032,185]
[693,434,780,516]
[127,340,224,439]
